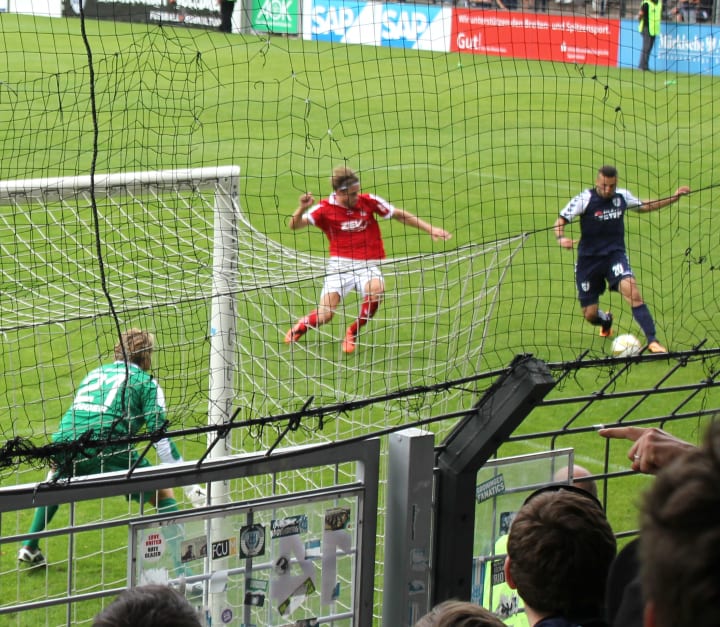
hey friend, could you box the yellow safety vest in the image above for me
[481,535,529,627]
[639,0,662,36]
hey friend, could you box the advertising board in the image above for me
[619,18,720,74]
[62,0,222,29]
[450,9,619,66]
[304,0,452,51]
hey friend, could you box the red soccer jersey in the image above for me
[306,193,395,260]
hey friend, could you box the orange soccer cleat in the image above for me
[599,311,614,338]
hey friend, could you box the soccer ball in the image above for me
[611,334,642,358]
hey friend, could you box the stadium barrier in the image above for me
[0,438,380,626]
[2,348,719,625]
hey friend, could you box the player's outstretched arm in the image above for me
[637,186,691,212]
[598,426,696,474]
[392,208,452,241]
[289,192,314,230]
[553,216,576,249]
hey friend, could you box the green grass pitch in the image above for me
[0,11,718,625]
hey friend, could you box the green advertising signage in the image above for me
[251,0,299,34]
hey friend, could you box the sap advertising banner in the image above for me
[450,9,619,66]
[380,3,451,49]
[618,19,720,75]
[304,0,452,51]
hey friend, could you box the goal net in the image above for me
[0,165,524,478]
[1,6,718,482]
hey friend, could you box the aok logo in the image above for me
[311,6,358,35]
[381,9,430,41]
[257,0,293,26]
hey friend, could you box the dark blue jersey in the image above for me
[559,187,641,257]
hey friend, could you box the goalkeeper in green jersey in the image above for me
[18,328,206,567]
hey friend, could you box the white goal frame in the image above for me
[0,165,240,477]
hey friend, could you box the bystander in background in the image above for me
[504,486,616,627]
[638,0,662,70]
[415,600,506,627]
[218,0,236,33]
[93,584,202,627]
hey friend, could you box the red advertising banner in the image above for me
[451,10,619,66]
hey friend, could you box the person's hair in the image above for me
[640,421,720,627]
[414,600,506,627]
[331,165,360,191]
[92,584,202,627]
[507,488,616,620]
[598,164,618,179]
[114,328,155,369]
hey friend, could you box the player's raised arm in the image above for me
[636,186,691,212]
[289,192,314,230]
[391,208,452,241]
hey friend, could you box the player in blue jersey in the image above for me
[554,165,690,353]
[18,328,205,567]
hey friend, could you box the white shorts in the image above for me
[320,257,384,300]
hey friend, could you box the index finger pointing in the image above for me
[598,426,647,442]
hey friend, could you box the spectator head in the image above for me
[504,486,616,623]
[93,584,202,627]
[552,464,599,499]
[640,423,720,627]
[414,600,506,627]
[114,328,155,371]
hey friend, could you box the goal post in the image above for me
[0,166,240,202]
[0,165,241,486]
[207,167,240,504]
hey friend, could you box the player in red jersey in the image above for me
[285,166,452,353]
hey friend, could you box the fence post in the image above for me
[382,428,435,626]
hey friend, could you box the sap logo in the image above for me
[312,6,358,35]
[381,9,429,41]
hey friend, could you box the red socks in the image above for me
[348,298,380,336]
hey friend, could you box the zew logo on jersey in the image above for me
[340,219,368,232]
[593,209,622,220]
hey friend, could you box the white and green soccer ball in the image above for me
[612,334,642,358]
